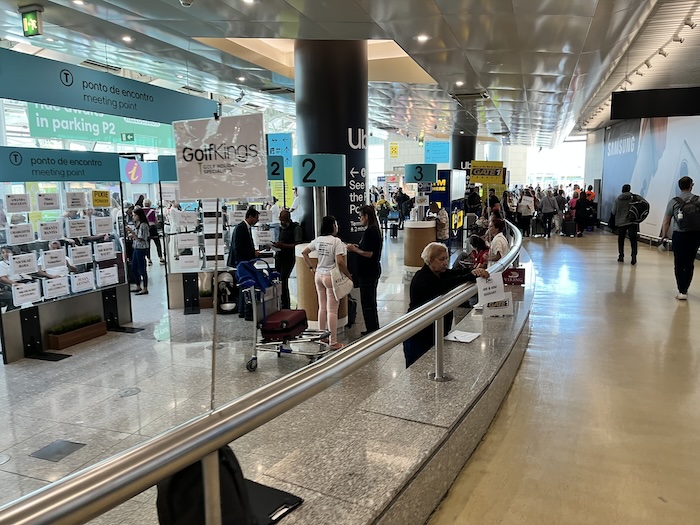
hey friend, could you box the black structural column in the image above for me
[450,134,477,170]
[295,40,368,244]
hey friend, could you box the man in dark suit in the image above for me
[227,207,260,317]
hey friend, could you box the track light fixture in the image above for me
[673,35,684,43]
[684,17,696,29]
[624,77,633,85]
[644,59,652,68]
[658,48,668,57]
[635,70,644,76]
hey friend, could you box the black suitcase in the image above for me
[260,309,308,341]
[531,218,545,237]
[562,220,576,237]
[390,224,398,238]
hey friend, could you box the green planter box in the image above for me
[47,321,108,350]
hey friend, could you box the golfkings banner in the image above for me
[173,114,268,199]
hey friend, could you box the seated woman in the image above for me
[403,242,489,368]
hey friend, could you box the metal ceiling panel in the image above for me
[0,0,695,147]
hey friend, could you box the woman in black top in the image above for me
[347,205,382,335]
[403,242,489,367]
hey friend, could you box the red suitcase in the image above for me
[260,309,308,342]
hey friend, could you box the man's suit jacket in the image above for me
[228,220,255,266]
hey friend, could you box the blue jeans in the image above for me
[131,247,148,288]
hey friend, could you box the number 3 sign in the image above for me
[292,154,346,187]
[405,163,437,183]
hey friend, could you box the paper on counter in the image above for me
[444,331,481,343]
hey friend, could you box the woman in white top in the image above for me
[302,215,352,350]
[487,218,509,266]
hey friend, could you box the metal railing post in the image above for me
[429,316,451,382]
[202,451,222,525]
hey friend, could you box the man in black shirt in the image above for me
[272,209,302,309]
[488,188,500,210]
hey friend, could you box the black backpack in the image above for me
[673,195,700,231]
[627,194,650,224]
[157,446,256,525]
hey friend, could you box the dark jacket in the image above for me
[275,221,302,268]
[403,264,477,367]
[228,220,255,266]
[613,191,633,227]
[357,225,382,283]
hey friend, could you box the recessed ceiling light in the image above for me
[414,34,432,43]
[455,81,464,87]
[46,37,55,42]
[177,74,185,79]
[242,0,255,4]
[237,76,245,82]
[460,130,465,134]
[73,0,85,5]
[122,35,133,43]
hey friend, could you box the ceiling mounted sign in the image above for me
[174,114,268,199]
[469,160,504,184]
[0,48,216,123]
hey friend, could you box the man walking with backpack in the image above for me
[613,184,639,265]
[660,176,700,300]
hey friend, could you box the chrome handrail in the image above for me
[0,222,522,525]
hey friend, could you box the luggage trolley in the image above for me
[236,260,330,372]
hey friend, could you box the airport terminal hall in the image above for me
[0,1,699,524]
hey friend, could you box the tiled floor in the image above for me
[1,229,698,524]
[429,232,700,524]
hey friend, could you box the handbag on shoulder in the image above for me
[330,265,353,301]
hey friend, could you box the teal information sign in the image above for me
[292,154,346,187]
[405,163,437,183]
[267,133,293,167]
[0,48,216,124]
[267,156,285,181]
[27,104,175,148]
[158,155,178,182]
[0,146,120,182]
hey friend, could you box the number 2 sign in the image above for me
[292,154,346,187]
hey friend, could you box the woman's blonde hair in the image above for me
[421,242,448,264]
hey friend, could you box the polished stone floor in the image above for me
[0,229,698,524]
[429,233,700,524]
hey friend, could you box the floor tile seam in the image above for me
[0,421,65,453]
[358,407,451,431]
[0,469,51,485]
[261,472,378,513]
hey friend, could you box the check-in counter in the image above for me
[404,221,436,267]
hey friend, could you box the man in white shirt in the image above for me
[269,197,281,241]
[290,187,303,224]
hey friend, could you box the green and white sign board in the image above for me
[27,104,175,148]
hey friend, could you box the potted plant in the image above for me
[199,288,214,309]
[47,315,107,350]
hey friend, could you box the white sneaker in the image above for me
[676,293,688,300]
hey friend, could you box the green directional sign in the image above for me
[22,11,43,37]
[28,104,174,148]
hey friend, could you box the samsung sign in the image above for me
[0,48,216,123]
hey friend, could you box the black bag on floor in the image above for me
[157,446,256,525]
[390,224,398,238]
[346,296,357,328]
